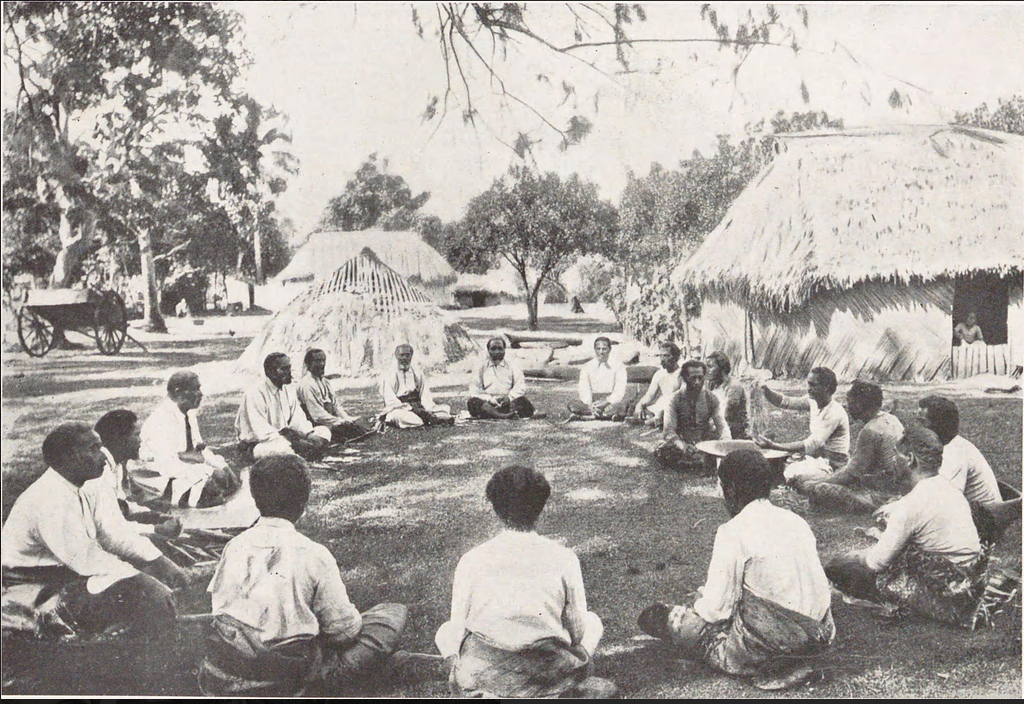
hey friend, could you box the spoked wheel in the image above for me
[17,307,57,357]
[94,291,128,355]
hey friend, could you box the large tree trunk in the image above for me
[526,292,539,331]
[138,227,167,332]
[253,226,264,285]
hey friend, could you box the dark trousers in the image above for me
[824,554,883,603]
[59,572,177,638]
[467,396,535,420]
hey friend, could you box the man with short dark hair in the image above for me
[825,424,985,625]
[706,351,749,440]
[758,366,850,483]
[633,342,682,428]
[639,450,834,682]
[569,337,629,420]
[467,337,535,420]
[655,359,730,474]
[794,380,904,513]
[297,348,371,442]
[436,466,616,698]
[236,353,332,461]
[201,454,408,696]
[2,423,188,639]
[379,344,453,428]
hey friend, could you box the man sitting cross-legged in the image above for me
[639,449,835,684]
[793,381,905,513]
[825,424,986,626]
[466,337,535,420]
[654,359,730,474]
[200,455,408,696]
[379,344,453,428]
[139,371,240,508]
[297,348,372,443]
[568,336,629,420]
[633,341,682,428]
[236,353,332,462]
[435,466,617,699]
[2,423,189,639]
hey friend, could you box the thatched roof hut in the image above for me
[453,261,524,308]
[274,229,457,304]
[239,248,475,377]
[672,125,1024,381]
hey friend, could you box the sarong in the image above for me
[449,633,592,698]
[876,545,986,626]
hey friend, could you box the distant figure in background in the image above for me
[655,359,730,475]
[568,337,629,421]
[706,351,749,440]
[379,344,453,428]
[297,348,371,443]
[954,311,984,345]
[793,381,904,513]
[237,353,332,461]
[633,342,682,428]
[757,367,850,484]
[467,337,535,420]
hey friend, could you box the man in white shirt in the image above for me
[568,337,629,421]
[379,344,453,428]
[436,465,616,699]
[466,337,535,420]
[633,342,682,428]
[2,423,188,639]
[200,454,407,696]
[639,449,834,681]
[757,366,850,483]
[825,424,985,626]
[139,371,239,508]
[236,353,332,462]
[296,348,371,442]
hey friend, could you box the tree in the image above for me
[953,95,1024,136]
[319,154,431,231]
[451,166,617,329]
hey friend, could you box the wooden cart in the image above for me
[16,288,129,357]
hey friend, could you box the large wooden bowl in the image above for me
[695,440,792,461]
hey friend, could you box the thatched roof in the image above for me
[672,125,1024,310]
[275,229,457,287]
[454,261,523,297]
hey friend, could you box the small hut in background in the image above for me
[272,229,458,305]
[673,125,1024,382]
[239,248,475,377]
[453,261,523,308]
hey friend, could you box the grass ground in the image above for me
[1,311,1021,697]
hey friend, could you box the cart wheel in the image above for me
[17,307,57,357]
[94,291,128,355]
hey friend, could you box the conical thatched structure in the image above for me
[672,125,1024,382]
[273,229,457,304]
[239,249,475,377]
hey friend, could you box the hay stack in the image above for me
[237,248,476,377]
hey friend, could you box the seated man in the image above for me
[379,344,453,428]
[638,450,834,682]
[794,381,904,513]
[237,353,332,462]
[297,348,371,443]
[706,351,749,440]
[954,311,985,346]
[757,366,850,483]
[918,395,1020,544]
[655,359,730,474]
[568,337,629,420]
[200,455,407,696]
[633,342,682,428]
[2,423,188,639]
[139,371,240,508]
[436,466,616,699]
[825,425,984,626]
[466,337,535,420]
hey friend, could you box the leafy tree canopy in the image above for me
[319,154,431,232]
[953,95,1024,136]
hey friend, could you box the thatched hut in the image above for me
[672,125,1024,382]
[453,261,524,308]
[273,229,457,304]
[239,248,476,377]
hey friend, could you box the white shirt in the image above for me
[939,436,1002,506]
[435,530,589,657]
[693,499,832,624]
[578,358,627,406]
[639,367,682,413]
[379,364,442,413]
[2,469,159,595]
[864,475,981,571]
[141,398,205,459]
[209,517,362,644]
[780,395,850,464]
[469,358,527,401]
[236,378,314,443]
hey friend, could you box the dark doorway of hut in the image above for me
[952,273,1009,346]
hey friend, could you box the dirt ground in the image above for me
[1,309,1021,697]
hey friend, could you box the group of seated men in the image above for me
[2,337,1020,697]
